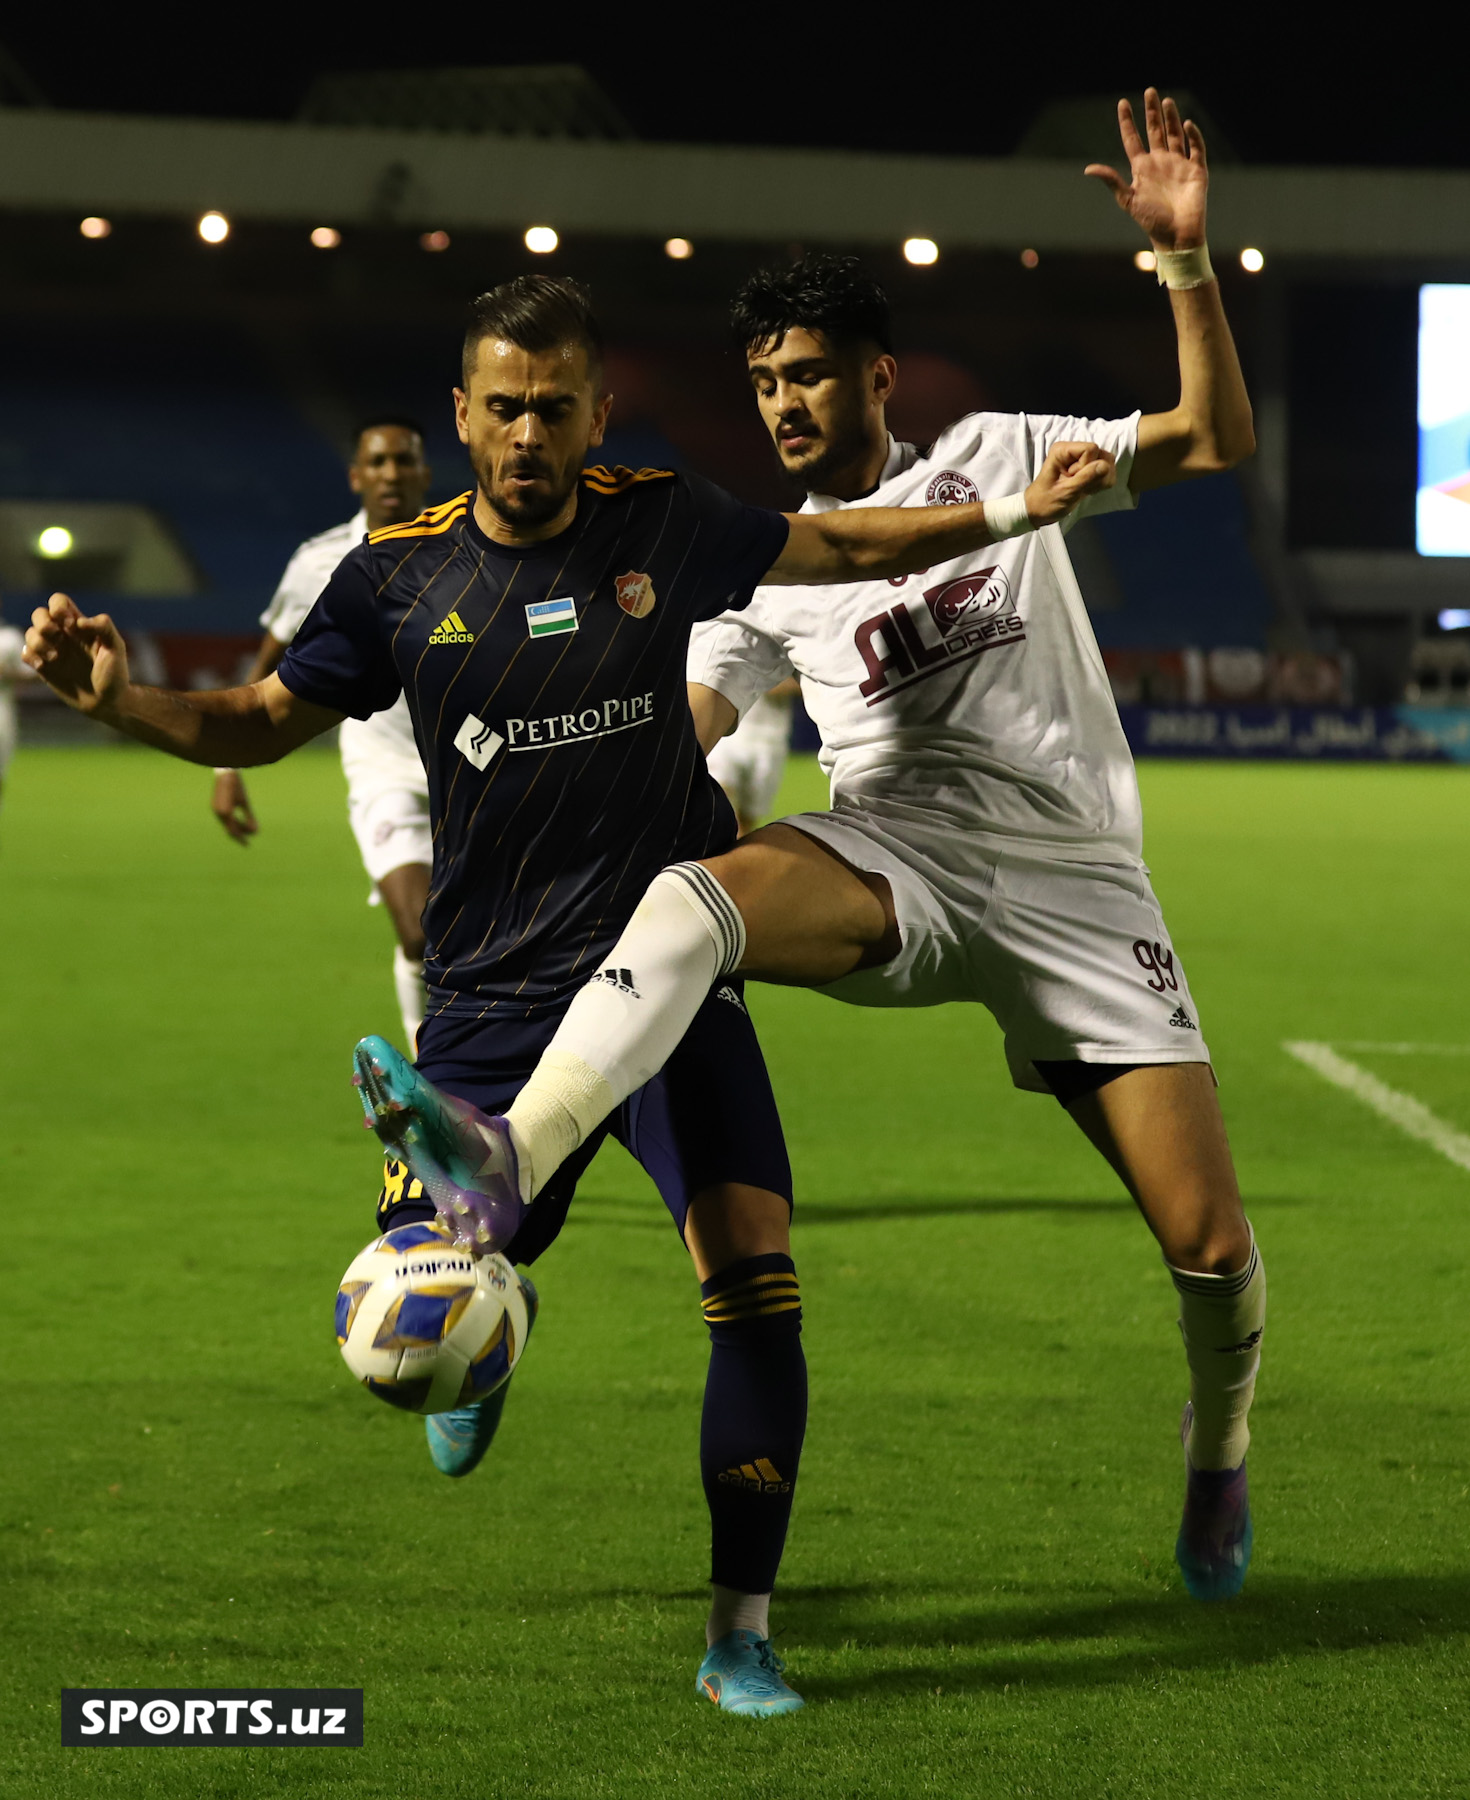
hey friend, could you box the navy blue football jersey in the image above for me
[277,467,789,1019]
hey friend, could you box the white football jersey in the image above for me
[262,511,420,768]
[687,411,1143,860]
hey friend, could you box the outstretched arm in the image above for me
[766,440,1117,585]
[25,595,343,765]
[1087,88,1255,492]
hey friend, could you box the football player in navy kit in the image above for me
[25,274,1114,1714]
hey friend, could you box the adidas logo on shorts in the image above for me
[1167,1004,1197,1030]
[714,984,747,1013]
[593,966,640,998]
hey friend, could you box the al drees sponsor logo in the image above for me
[855,567,1023,706]
[61,1689,363,1747]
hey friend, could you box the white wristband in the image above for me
[213,767,238,777]
[983,492,1035,542]
[1154,244,1215,290]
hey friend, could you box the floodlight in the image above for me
[310,227,341,249]
[37,526,73,558]
[419,230,451,252]
[1134,249,1157,273]
[1240,247,1265,273]
[525,226,559,254]
[664,237,693,260]
[903,238,938,266]
[79,217,111,240]
[198,212,230,244]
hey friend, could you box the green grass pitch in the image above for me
[3,744,1467,1798]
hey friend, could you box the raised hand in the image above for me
[1024,442,1116,526]
[1085,88,1208,251]
[23,594,131,715]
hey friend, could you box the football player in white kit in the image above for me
[472,92,1268,1604]
[0,620,36,809]
[210,419,434,1047]
[704,679,798,834]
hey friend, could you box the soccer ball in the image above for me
[335,1219,533,1414]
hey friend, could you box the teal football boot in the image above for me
[353,1035,525,1253]
[1175,1403,1254,1601]
[425,1276,538,1478]
[696,1631,805,1717]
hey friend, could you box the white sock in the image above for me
[504,864,745,1201]
[393,947,426,1054]
[1168,1228,1266,1471]
[706,1585,771,1647]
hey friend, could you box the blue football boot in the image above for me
[696,1631,805,1718]
[353,1035,525,1254]
[1175,1403,1254,1601]
[425,1276,538,1478]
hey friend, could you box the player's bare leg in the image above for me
[1063,1064,1264,1599]
[685,1181,805,1717]
[376,860,430,1051]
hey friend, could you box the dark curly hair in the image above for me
[730,253,893,358]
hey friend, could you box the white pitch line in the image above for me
[1335,1042,1470,1056]
[1284,1041,1470,1173]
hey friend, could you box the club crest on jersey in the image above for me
[925,469,981,507]
[614,570,656,618]
[525,596,579,639]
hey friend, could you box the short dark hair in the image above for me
[352,415,426,452]
[462,275,604,387]
[731,254,893,358]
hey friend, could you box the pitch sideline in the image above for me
[1283,1040,1470,1174]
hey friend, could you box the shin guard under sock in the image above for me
[1169,1229,1266,1471]
[700,1254,806,1598]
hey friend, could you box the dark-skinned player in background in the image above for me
[211,419,436,1048]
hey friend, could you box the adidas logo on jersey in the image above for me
[717,1458,791,1495]
[429,609,475,645]
[714,984,747,1013]
[592,966,640,998]
[1167,1004,1197,1030]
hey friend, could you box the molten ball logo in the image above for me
[925,470,981,507]
[924,569,1011,633]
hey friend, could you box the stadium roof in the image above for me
[1,104,1469,259]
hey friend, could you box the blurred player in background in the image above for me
[211,419,433,1048]
[481,93,1268,1606]
[24,275,1108,1713]
[705,678,798,835]
[0,620,36,809]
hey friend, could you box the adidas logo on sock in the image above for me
[429,609,475,645]
[593,966,640,998]
[717,1458,790,1495]
[1167,1004,1197,1030]
[714,984,747,1013]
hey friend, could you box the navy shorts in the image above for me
[381,981,793,1266]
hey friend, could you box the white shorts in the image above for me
[707,734,789,825]
[787,808,1211,1093]
[0,690,15,778]
[341,737,432,888]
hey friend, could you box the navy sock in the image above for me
[700,1253,807,1595]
